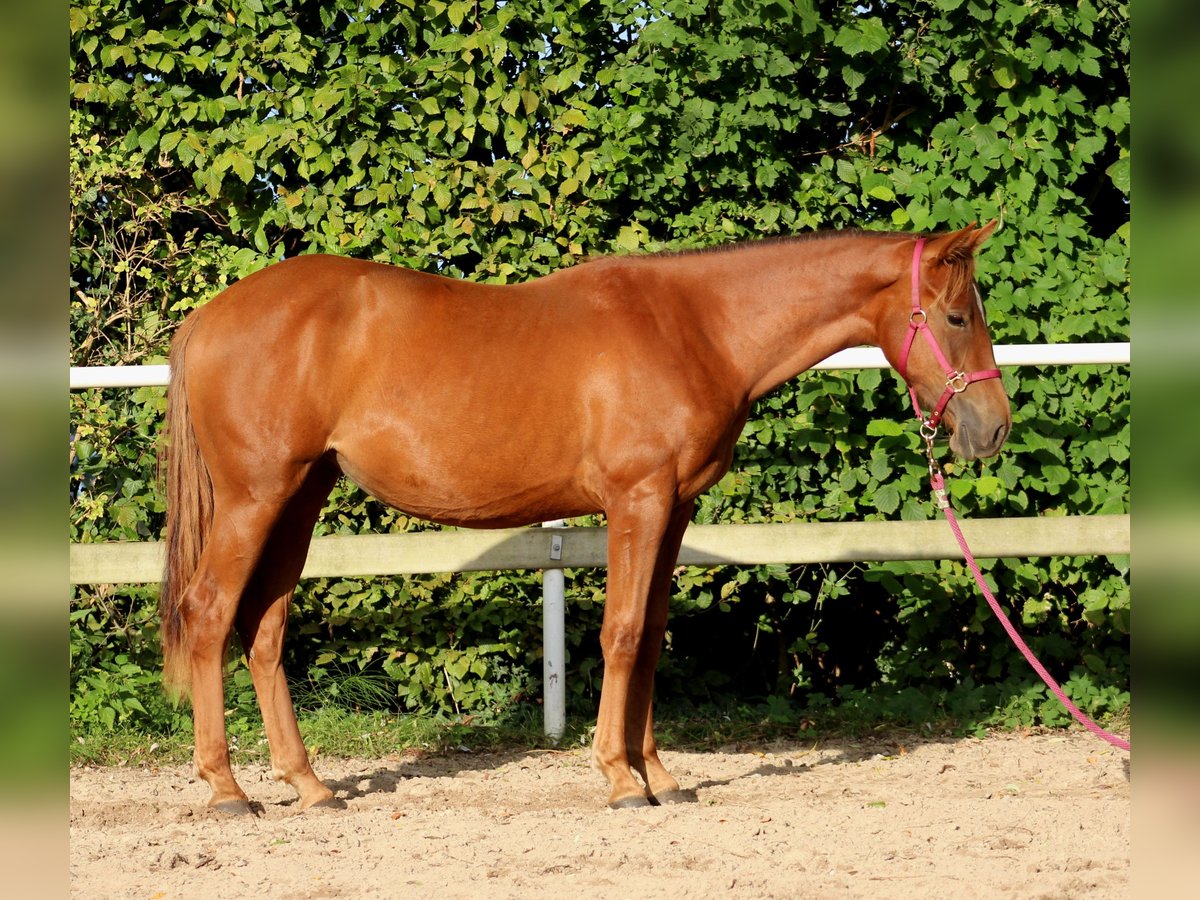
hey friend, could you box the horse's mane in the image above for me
[576,229,977,305]
[650,229,978,304]
[651,228,910,259]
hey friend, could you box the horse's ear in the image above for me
[971,218,998,249]
[931,219,998,264]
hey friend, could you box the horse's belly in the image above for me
[332,440,597,529]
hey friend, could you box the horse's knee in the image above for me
[600,619,644,667]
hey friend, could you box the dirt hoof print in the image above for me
[209,799,261,817]
[304,797,348,813]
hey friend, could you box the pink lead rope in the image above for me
[904,238,1130,752]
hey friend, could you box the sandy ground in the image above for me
[70,731,1129,899]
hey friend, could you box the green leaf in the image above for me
[559,108,589,129]
[842,66,865,90]
[614,225,643,252]
[872,483,901,515]
[975,475,1004,496]
[137,126,161,153]
[243,132,269,154]
[1106,156,1129,194]
[461,83,480,111]
[833,19,889,55]
[992,64,1018,89]
[866,419,905,437]
[230,152,254,183]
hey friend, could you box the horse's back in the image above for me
[183,253,700,407]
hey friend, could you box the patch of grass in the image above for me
[291,668,399,714]
[653,680,1133,751]
[295,705,586,758]
[71,726,193,767]
[652,704,812,751]
[71,677,1132,768]
[70,704,593,768]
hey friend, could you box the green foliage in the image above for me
[70,1,1128,734]
[69,588,191,734]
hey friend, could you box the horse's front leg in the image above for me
[593,478,677,808]
[624,500,694,803]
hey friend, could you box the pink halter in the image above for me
[897,238,1001,430]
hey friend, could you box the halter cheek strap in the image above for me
[897,237,1001,429]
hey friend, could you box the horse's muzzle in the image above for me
[949,418,1010,460]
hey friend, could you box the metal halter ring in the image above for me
[909,309,928,326]
[946,372,969,393]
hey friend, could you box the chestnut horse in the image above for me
[160,224,1009,813]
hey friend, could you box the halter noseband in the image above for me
[897,237,1001,432]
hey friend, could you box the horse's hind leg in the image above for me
[182,499,284,813]
[235,463,339,810]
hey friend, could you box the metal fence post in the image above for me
[541,520,566,743]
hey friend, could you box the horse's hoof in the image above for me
[649,789,695,805]
[304,796,346,812]
[608,794,652,810]
[210,798,257,816]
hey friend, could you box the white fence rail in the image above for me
[69,342,1131,740]
[69,343,1131,389]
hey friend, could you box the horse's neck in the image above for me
[678,239,895,402]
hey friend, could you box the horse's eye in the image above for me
[947,312,966,328]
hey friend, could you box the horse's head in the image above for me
[884,222,1011,460]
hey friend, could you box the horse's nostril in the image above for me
[993,422,1010,448]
